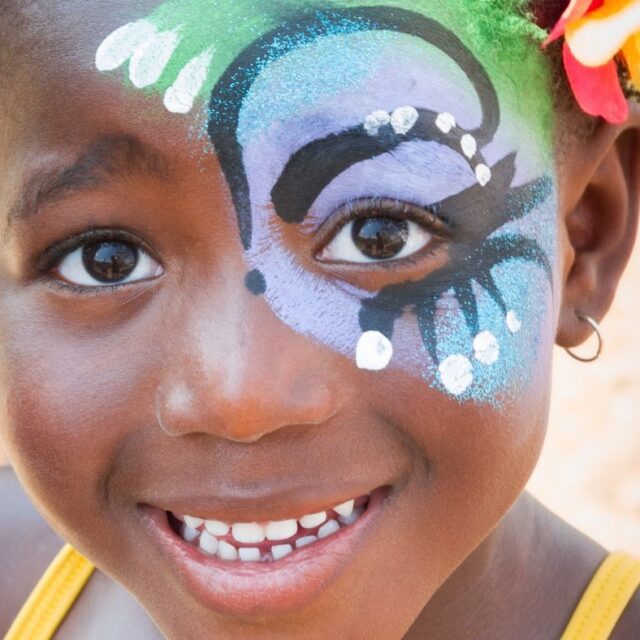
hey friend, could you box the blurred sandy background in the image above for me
[528,241,640,555]
[0,247,638,554]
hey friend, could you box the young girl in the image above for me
[0,0,638,637]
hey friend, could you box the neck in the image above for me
[404,492,605,639]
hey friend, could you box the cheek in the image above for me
[431,258,556,402]
[244,194,557,406]
[360,364,550,597]
[0,311,154,536]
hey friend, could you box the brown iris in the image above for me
[351,218,410,260]
[82,242,138,283]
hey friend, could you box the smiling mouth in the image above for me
[169,494,370,563]
[140,486,390,615]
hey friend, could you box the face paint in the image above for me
[96,1,556,404]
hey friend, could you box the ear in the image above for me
[556,105,640,350]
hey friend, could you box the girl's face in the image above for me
[0,1,560,637]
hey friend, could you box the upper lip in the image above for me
[143,482,385,523]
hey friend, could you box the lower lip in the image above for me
[140,488,388,617]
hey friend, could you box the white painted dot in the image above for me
[435,112,457,134]
[390,106,419,135]
[356,331,393,371]
[129,28,181,89]
[473,331,500,365]
[164,48,214,114]
[475,164,492,186]
[364,110,391,136]
[506,310,522,334]
[439,355,473,396]
[95,19,156,72]
[461,134,477,159]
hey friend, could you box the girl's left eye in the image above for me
[318,217,434,264]
[55,241,163,287]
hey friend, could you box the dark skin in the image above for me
[0,2,639,638]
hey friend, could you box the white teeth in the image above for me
[299,512,327,529]
[182,524,200,543]
[205,520,230,536]
[179,496,369,559]
[232,522,266,544]
[333,500,355,517]
[296,535,318,549]
[318,519,340,539]
[218,540,239,561]
[272,544,294,560]
[238,547,261,562]
[338,507,365,527]
[184,515,204,529]
[265,519,298,541]
[199,530,219,555]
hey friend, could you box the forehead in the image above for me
[13,0,553,135]
[3,0,556,231]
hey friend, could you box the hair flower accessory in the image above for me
[544,0,640,123]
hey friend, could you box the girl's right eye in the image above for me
[55,241,163,287]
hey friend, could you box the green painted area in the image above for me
[100,0,554,144]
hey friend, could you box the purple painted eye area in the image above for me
[82,241,138,283]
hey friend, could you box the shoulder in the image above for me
[538,502,640,638]
[0,466,161,639]
[0,465,63,634]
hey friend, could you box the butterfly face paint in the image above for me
[96,1,556,404]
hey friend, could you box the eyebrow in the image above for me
[5,135,170,237]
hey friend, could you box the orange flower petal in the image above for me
[565,0,640,67]
[623,34,640,85]
[563,43,628,123]
[544,0,603,45]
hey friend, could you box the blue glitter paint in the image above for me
[237,31,389,147]
[428,187,556,404]
[210,13,378,128]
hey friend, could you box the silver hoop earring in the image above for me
[564,314,603,363]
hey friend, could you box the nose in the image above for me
[155,281,342,443]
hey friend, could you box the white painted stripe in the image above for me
[95,20,156,72]
[129,29,181,89]
[164,48,214,114]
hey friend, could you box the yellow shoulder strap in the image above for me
[4,546,637,640]
[4,544,95,640]
[561,552,640,640]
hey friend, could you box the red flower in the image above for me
[544,0,630,124]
